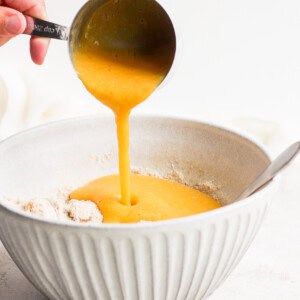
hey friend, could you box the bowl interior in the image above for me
[0,116,270,208]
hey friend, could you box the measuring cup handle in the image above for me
[23,15,69,41]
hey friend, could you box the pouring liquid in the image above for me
[70,1,220,222]
[72,1,174,206]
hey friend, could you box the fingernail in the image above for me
[5,15,22,35]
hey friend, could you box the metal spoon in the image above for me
[23,0,176,82]
[236,141,300,201]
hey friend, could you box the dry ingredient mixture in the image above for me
[3,187,103,223]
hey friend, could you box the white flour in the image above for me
[2,187,103,224]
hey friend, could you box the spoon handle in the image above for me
[23,15,69,40]
[237,141,300,201]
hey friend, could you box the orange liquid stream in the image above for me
[73,49,165,206]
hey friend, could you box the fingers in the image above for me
[1,0,49,64]
[25,0,49,65]
[0,6,26,46]
[30,36,49,64]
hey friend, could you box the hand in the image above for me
[0,0,49,64]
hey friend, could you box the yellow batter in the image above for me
[70,6,221,223]
[70,174,220,223]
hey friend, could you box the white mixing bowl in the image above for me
[0,116,277,300]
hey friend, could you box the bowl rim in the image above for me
[0,114,278,230]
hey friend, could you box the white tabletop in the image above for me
[0,0,299,299]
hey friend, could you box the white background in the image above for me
[0,0,299,299]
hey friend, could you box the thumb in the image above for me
[0,6,26,45]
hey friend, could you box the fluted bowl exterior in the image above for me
[0,195,272,300]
